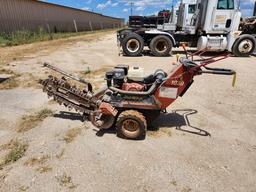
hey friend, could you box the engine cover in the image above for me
[122,83,144,92]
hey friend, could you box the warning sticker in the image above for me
[159,87,178,99]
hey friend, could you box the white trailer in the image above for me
[117,0,256,57]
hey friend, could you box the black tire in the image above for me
[119,29,133,36]
[143,110,161,128]
[149,35,173,56]
[118,29,133,43]
[116,110,147,140]
[122,33,144,56]
[232,34,256,57]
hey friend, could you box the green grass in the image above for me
[0,28,118,47]
[0,140,28,167]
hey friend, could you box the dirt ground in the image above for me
[0,31,256,192]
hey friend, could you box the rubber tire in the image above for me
[143,110,161,126]
[120,29,133,36]
[116,110,147,140]
[119,29,133,43]
[149,35,173,57]
[232,34,256,57]
[122,33,144,56]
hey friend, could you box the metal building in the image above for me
[0,0,124,33]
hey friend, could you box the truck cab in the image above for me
[186,0,255,56]
[192,0,241,34]
[177,0,197,30]
[158,1,197,31]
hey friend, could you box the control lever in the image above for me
[199,67,237,87]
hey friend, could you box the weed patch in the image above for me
[36,165,53,174]
[0,139,28,167]
[24,155,49,166]
[147,127,172,137]
[56,173,77,189]
[170,180,177,186]
[0,76,19,89]
[24,155,52,174]
[181,187,192,192]
[0,68,15,74]
[0,68,20,90]
[20,73,40,88]
[16,108,54,132]
[19,186,29,191]
[63,128,82,143]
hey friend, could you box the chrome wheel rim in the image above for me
[238,39,253,53]
[126,39,140,53]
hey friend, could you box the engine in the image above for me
[122,83,144,91]
[105,65,167,92]
[105,65,145,92]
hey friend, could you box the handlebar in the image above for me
[179,57,235,76]
[179,57,198,68]
[201,66,236,75]
[179,57,237,87]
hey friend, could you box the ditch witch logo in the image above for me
[171,76,185,86]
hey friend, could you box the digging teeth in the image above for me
[40,76,95,113]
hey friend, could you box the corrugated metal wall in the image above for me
[0,0,125,33]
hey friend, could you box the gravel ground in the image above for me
[0,31,256,192]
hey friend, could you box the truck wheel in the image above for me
[122,33,144,56]
[149,35,173,56]
[120,29,133,36]
[116,110,147,140]
[118,29,133,43]
[232,34,256,57]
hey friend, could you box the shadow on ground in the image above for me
[95,109,211,138]
[152,109,211,137]
[53,109,211,138]
[172,49,228,57]
[122,50,172,57]
[0,77,10,83]
[53,111,83,121]
[120,49,254,58]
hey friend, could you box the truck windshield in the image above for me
[188,5,196,14]
[217,0,234,9]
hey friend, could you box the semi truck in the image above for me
[117,0,256,57]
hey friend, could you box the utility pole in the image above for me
[254,0,256,16]
[130,2,134,16]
